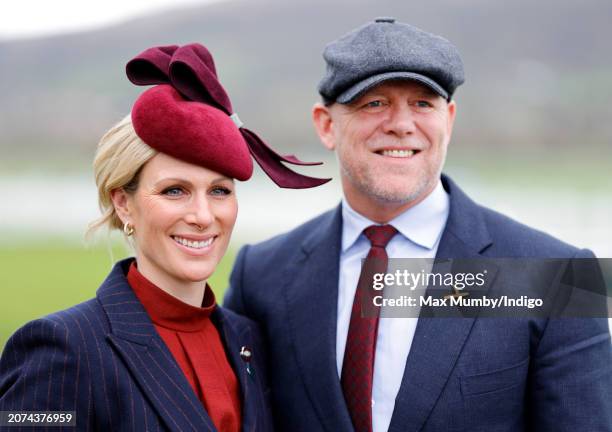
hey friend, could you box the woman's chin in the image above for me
[174,262,215,284]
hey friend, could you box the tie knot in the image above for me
[364,224,398,248]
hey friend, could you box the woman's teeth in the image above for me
[172,236,214,249]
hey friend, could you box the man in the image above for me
[224,18,612,431]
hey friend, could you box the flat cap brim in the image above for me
[336,71,449,104]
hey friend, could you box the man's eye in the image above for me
[366,100,383,108]
[162,187,184,197]
[211,186,232,196]
[416,100,433,108]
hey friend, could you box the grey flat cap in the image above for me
[318,17,465,103]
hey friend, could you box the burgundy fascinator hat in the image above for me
[126,43,331,188]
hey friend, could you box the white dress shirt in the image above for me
[337,181,450,432]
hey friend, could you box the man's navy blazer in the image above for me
[224,176,612,432]
[0,258,273,432]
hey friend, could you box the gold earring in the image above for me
[123,221,134,236]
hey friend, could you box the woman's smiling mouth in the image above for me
[171,235,216,250]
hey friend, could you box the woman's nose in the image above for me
[185,195,214,228]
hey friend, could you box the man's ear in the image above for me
[312,102,336,151]
[446,99,457,137]
[110,188,133,225]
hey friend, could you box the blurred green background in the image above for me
[0,238,236,348]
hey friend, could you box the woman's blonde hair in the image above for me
[86,114,158,239]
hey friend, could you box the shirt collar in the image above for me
[341,180,449,252]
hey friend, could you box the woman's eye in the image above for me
[210,186,232,196]
[162,187,184,197]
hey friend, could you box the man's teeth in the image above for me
[172,236,214,249]
[380,149,415,158]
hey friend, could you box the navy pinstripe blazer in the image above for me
[0,258,273,432]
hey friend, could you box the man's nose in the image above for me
[382,104,417,136]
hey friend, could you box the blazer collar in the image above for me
[97,258,159,345]
[436,174,493,259]
[211,307,261,431]
[301,205,343,256]
[285,206,355,432]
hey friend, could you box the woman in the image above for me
[0,43,329,431]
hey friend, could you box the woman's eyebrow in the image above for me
[154,177,193,187]
[211,176,233,184]
[154,176,232,187]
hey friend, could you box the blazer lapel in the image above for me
[98,259,217,432]
[388,176,496,432]
[211,308,260,432]
[283,206,354,432]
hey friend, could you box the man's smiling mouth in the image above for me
[375,149,420,158]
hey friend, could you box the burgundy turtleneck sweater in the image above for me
[127,262,241,432]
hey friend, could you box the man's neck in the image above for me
[343,184,437,224]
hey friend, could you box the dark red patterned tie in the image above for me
[341,224,398,432]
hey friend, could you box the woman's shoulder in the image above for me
[6,297,108,353]
[4,259,129,356]
[48,297,107,331]
[0,300,103,417]
[1,298,110,384]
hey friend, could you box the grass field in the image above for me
[0,239,235,350]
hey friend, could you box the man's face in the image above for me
[314,80,456,219]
